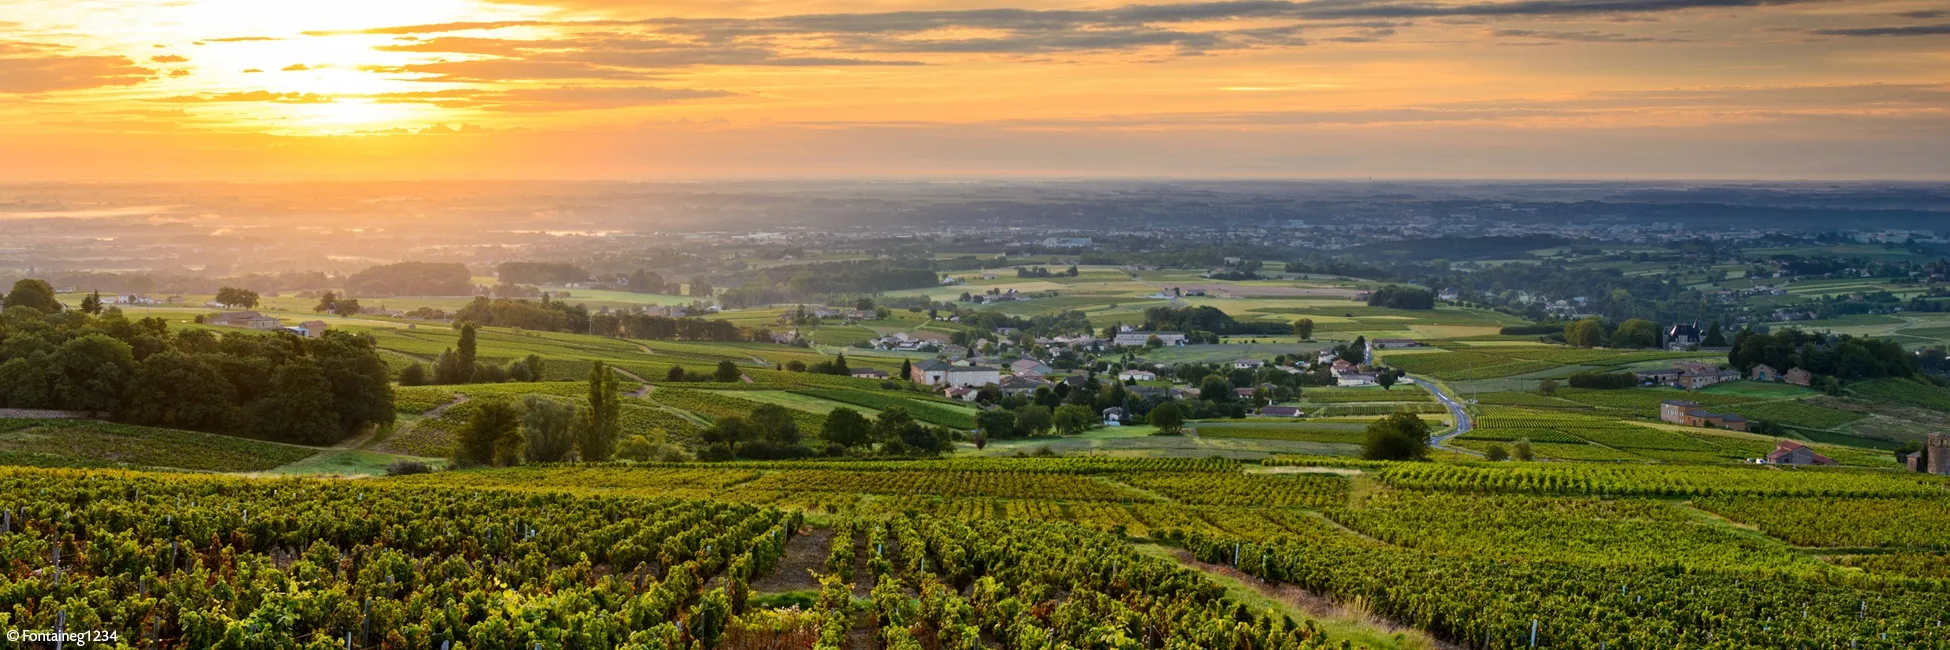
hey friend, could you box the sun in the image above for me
[285,99,430,133]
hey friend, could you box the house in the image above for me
[998,375,1050,396]
[1232,359,1265,369]
[1118,369,1157,382]
[1112,331,1188,347]
[946,365,1001,388]
[944,386,979,402]
[1906,451,1926,473]
[1765,439,1836,466]
[915,359,955,385]
[208,311,282,330]
[1233,387,1258,399]
[1784,367,1813,387]
[1010,359,1053,376]
[1660,400,1750,432]
[286,320,328,339]
[1062,375,1089,388]
[1101,407,1126,426]
[1336,372,1379,387]
[850,368,889,379]
[1666,323,1703,351]
[1259,406,1304,418]
[1750,364,1780,382]
[1673,363,1739,390]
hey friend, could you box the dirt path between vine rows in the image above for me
[1163,548,1466,650]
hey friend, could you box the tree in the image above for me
[1014,404,1053,436]
[714,360,741,383]
[1053,403,1095,435]
[899,359,912,381]
[398,363,428,386]
[1485,444,1510,461]
[456,398,523,467]
[3,279,59,313]
[1537,379,1558,396]
[700,415,755,461]
[80,291,102,315]
[1514,439,1535,461]
[245,360,343,446]
[521,395,579,463]
[833,353,849,376]
[334,298,362,317]
[689,279,714,297]
[976,408,1018,439]
[577,361,620,461]
[1200,375,1233,402]
[742,404,808,459]
[1612,318,1660,349]
[455,324,478,383]
[1292,318,1315,340]
[1360,412,1431,461]
[1148,402,1185,435]
[667,364,688,382]
[1563,317,1608,348]
[48,334,136,413]
[309,330,397,437]
[314,291,338,313]
[821,407,873,448]
[120,352,237,432]
[214,286,260,309]
[1703,321,1727,347]
[1377,371,1398,390]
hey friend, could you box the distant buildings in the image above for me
[1117,369,1157,382]
[1259,406,1304,418]
[207,311,282,330]
[1659,400,1750,432]
[914,359,1000,387]
[1764,439,1836,466]
[1666,323,1703,350]
[1112,331,1188,347]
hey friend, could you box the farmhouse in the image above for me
[207,311,282,330]
[285,320,329,339]
[1764,439,1837,466]
[1010,359,1053,376]
[1101,407,1126,425]
[1659,400,1750,432]
[1112,331,1188,347]
[1336,372,1379,387]
[1750,364,1780,382]
[1783,367,1813,387]
[998,375,1050,395]
[944,386,978,401]
[1232,359,1265,369]
[1117,369,1157,381]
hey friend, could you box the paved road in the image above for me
[1419,377,1475,446]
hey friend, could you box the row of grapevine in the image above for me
[0,467,801,649]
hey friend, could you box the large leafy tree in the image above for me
[455,324,478,383]
[48,334,136,412]
[3,279,58,313]
[456,398,523,467]
[521,395,578,463]
[1361,412,1432,461]
[821,407,872,448]
[245,360,342,445]
[1148,402,1185,435]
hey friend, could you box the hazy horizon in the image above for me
[4,0,1947,181]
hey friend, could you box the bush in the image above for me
[385,460,433,476]
[1485,444,1510,461]
[1514,439,1535,461]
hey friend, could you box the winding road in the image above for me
[1421,377,1474,445]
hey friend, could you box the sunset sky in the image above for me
[1,0,1946,180]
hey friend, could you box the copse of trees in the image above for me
[495,262,590,285]
[1729,327,1919,382]
[1141,305,1287,336]
[1365,285,1435,310]
[214,286,259,309]
[346,262,474,297]
[1567,371,1638,389]
[0,303,394,445]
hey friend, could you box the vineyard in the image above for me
[1692,496,1950,548]
[0,419,316,472]
[1379,346,1709,381]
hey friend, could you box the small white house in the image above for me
[1117,369,1157,382]
[1101,407,1126,426]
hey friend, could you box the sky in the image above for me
[0,0,1946,181]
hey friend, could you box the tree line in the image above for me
[0,280,394,446]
